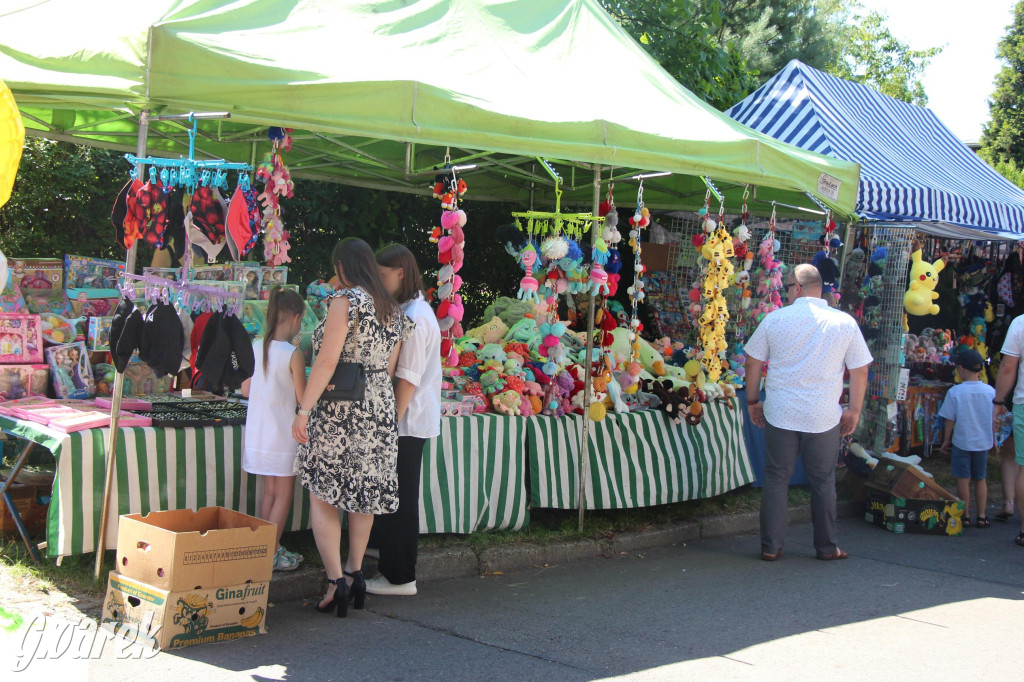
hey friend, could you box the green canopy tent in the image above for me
[0,0,860,568]
[1,0,858,213]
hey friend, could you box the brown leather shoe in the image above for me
[817,548,849,561]
[760,550,782,561]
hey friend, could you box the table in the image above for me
[0,413,528,558]
[527,401,754,509]
[737,393,808,487]
[2,404,754,559]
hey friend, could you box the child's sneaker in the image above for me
[282,547,304,565]
[272,546,300,571]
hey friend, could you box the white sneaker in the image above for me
[364,576,416,596]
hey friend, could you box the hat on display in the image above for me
[108,296,135,372]
[139,301,185,377]
[195,311,229,388]
[138,180,170,249]
[186,211,226,264]
[114,308,144,372]
[954,348,984,373]
[111,179,133,249]
[121,179,145,249]
[164,187,187,261]
[226,184,261,259]
[220,314,256,389]
[189,185,227,245]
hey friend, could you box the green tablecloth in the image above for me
[1,403,751,558]
[527,402,753,509]
[0,413,528,558]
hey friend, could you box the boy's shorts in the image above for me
[951,444,988,480]
[1013,404,1024,465]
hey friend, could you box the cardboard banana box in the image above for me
[102,571,268,650]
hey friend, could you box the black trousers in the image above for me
[371,436,425,584]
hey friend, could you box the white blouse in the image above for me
[396,294,442,439]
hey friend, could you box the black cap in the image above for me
[196,312,229,388]
[221,314,255,390]
[139,302,185,377]
[114,308,144,373]
[954,348,984,373]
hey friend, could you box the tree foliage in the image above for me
[982,0,1024,171]
[600,1,941,108]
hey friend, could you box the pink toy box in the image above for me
[0,365,49,401]
[0,313,44,364]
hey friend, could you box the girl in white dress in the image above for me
[242,286,307,571]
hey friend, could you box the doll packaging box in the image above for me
[0,313,44,364]
[45,341,96,400]
[0,364,49,400]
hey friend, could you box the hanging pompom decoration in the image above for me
[626,181,650,362]
[258,127,295,266]
[433,159,467,367]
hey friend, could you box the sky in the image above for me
[855,0,1017,143]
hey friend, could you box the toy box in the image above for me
[9,258,64,295]
[116,506,275,591]
[864,487,965,536]
[67,290,119,318]
[0,271,27,313]
[258,266,288,299]
[0,313,44,363]
[142,267,181,282]
[88,316,113,351]
[232,263,262,299]
[64,255,124,291]
[102,572,268,650]
[0,483,48,536]
[45,341,95,399]
[0,364,49,400]
[192,265,234,282]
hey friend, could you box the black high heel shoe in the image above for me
[316,577,349,618]
[344,569,366,610]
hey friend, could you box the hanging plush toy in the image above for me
[259,127,295,266]
[433,165,468,366]
[517,242,541,302]
[904,249,944,316]
[626,182,650,363]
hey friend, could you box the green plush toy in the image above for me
[466,316,509,345]
[483,297,537,330]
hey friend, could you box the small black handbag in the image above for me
[322,309,367,402]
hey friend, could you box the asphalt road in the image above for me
[10,515,1024,680]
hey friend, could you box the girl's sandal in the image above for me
[975,517,991,529]
[1015,532,1024,547]
[995,502,1014,522]
[963,517,972,528]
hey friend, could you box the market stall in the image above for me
[0,1,860,566]
[726,59,1024,456]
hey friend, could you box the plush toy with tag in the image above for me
[904,249,944,316]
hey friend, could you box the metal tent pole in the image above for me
[94,110,148,580]
[577,165,601,531]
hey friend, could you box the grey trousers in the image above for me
[761,421,841,557]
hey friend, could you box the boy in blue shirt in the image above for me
[939,349,995,528]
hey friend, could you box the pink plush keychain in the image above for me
[259,127,294,266]
[433,163,467,366]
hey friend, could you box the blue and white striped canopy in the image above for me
[727,60,1024,238]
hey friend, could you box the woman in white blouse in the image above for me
[367,244,442,596]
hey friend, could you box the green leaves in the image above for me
[982,1,1024,173]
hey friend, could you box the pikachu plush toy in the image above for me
[904,250,945,316]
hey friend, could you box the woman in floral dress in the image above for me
[292,238,413,617]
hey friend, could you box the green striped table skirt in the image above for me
[0,413,528,558]
[526,401,754,509]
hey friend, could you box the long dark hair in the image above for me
[332,238,399,325]
[375,243,424,305]
[264,286,305,375]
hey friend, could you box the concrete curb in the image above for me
[269,500,864,602]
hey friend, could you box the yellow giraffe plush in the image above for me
[903,250,944,316]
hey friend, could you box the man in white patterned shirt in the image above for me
[744,264,872,562]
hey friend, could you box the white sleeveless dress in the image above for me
[243,339,299,476]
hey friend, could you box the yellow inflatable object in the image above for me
[0,79,25,210]
[903,250,944,316]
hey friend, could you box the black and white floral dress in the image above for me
[296,287,414,514]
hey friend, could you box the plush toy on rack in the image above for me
[696,207,735,383]
[434,171,468,366]
[903,249,945,316]
[257,127,294,267]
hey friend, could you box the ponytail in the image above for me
[263,286,306,375]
